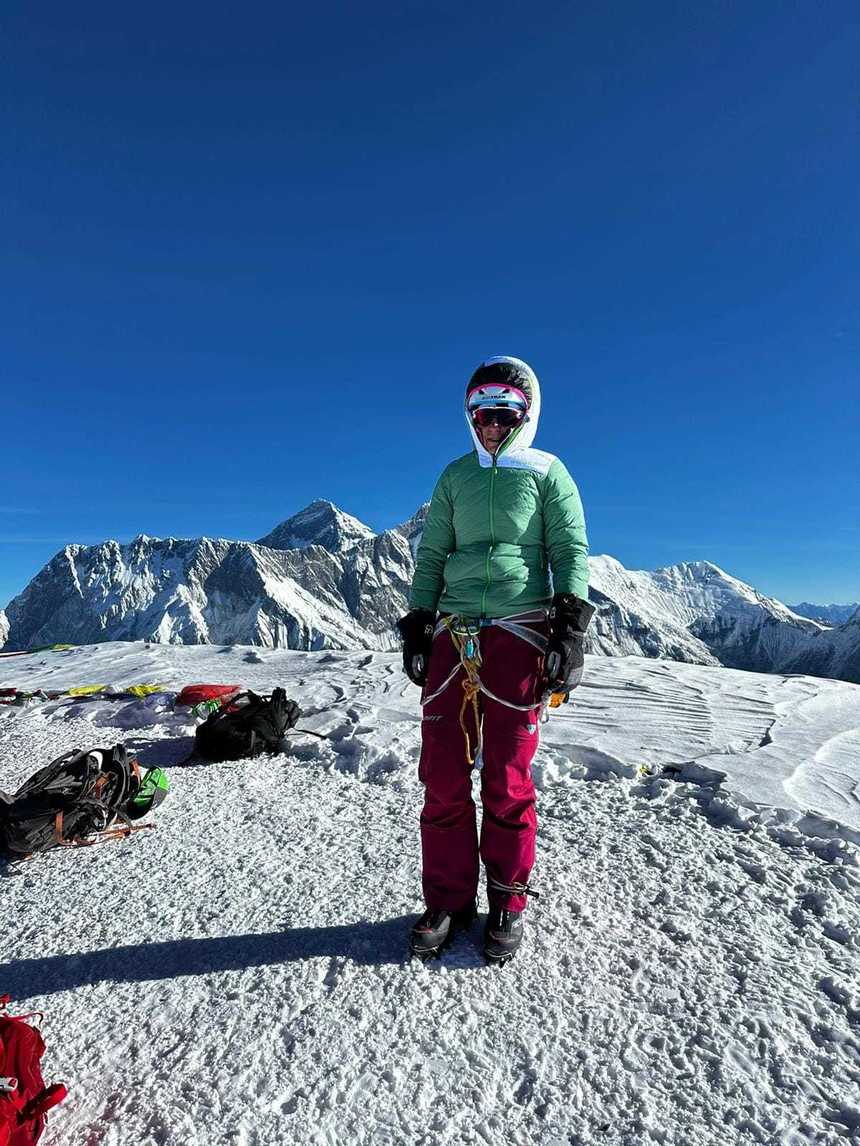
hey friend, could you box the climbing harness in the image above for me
[51,809,155,849]
[421,610,554,766]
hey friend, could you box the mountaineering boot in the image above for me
[483,907,524,965]
[409,901,477,960]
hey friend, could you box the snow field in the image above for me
[1,643,860,1145]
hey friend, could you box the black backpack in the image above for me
[0,744,155,857]
[194,689,301,762]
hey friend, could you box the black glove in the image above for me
[544,593,596,692]
[396,609,436,686]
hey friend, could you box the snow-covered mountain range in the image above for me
[1,499,858,682]
[790,601,859,625]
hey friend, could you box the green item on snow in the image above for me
[128,767,170,819]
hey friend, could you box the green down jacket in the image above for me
[409,359,589,618]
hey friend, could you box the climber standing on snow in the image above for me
[397,356,595,963]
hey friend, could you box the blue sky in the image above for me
[2,1,858,608]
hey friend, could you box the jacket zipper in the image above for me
[480,455,497,617]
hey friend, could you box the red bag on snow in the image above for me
[0,996,67,1146]
[175,684,240,708]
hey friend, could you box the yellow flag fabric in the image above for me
[124,683,167,698]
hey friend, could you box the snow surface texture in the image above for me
[2,643,860,1145]
[5,500,859,685]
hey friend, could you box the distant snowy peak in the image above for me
[258,499,376,554]
[651,561,821,628]
[651,562,775,618]
[393,503,430,559]
[0,501,420,654]
[790,601,860,626]
[586,556,838,676]
[2,534,380,653]
[652,560,758,611]
[586,555,717,665]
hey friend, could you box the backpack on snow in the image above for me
[194,689,300,762]
[0,995,67,1146]
[0,745,168,858]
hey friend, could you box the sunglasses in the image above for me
[471,407,525,428]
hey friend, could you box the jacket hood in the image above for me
[464,356,541,464]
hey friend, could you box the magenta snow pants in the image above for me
[418,617,547,914]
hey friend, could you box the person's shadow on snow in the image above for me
[0,916,453,996]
